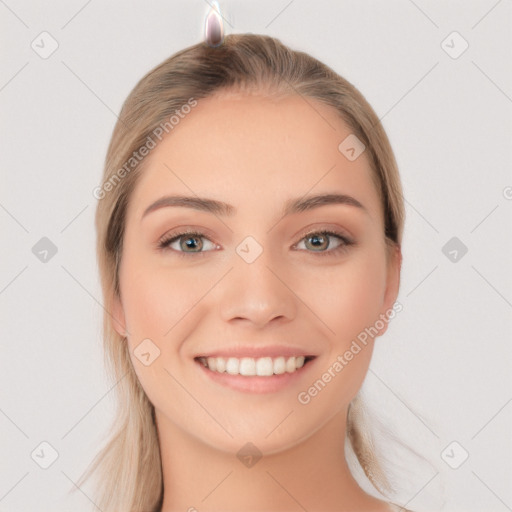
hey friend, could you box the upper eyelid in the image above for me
[295,226,352,242]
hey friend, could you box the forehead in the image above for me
[128,92,383,224]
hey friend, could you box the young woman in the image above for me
[80,33,414,512]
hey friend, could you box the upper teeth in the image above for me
[198,356,307,376]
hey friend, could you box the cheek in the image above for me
[119,253,214,393]
[120,252,202,339]
[293,255,387,408]
[119,257,198,407]
[301,252,387,344]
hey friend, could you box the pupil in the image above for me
[184,236,201,251]
[310,234,327,250]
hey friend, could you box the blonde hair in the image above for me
[75,33,405,512]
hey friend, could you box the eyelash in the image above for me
[157,228,355,259]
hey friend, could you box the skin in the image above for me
[112,90,402,512]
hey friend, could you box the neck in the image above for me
[158,408,387,512]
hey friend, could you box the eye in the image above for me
[293,230,355,257]
[158,230,217,256]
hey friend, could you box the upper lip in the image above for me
[194,346,317,359]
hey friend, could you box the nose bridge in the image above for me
[219,236,296,326]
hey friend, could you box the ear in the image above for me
[376,243,402,337]
[111,292,127,337]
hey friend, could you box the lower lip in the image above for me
[195,358,316,394]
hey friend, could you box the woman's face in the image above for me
[112,90,401,454]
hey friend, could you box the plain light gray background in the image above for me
[1,1,511,511]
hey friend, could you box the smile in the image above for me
[196,355,315,376]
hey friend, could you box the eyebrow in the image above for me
[141,192,367,221]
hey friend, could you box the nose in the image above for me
[218,248,297,328]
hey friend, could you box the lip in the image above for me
[194,345,316,359]
[194,355,317,394]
